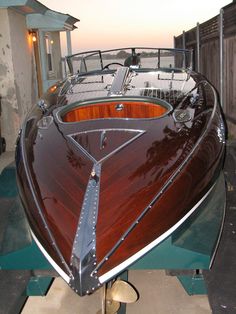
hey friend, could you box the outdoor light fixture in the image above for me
[29,30,37,42]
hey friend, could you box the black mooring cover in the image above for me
[203,141,236,313]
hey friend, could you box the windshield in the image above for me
[66,47,193,75]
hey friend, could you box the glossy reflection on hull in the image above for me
[16,47,226,296]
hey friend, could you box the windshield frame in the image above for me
[65,47,193,76]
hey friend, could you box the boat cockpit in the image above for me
[61,98,172,123]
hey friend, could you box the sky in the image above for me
[40,0,232,55]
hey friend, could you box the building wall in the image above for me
[0,8,20,151]
[8,9,38,119]
[0,8,38,151]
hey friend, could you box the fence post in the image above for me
[196,22,200,72]
[219,8,224,108]
[182,31,186,67]
[182,31,186,49]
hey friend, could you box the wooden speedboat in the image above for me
[16,48,226,296]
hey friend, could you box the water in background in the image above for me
[62,56,175,77]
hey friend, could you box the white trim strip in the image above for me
[99,184,215,283]
[31,230,71,284]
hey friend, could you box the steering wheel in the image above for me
[102,62,123,70]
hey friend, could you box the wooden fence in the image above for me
[174,2,236,133]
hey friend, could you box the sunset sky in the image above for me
[40,0,231,55]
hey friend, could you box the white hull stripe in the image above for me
[31,184,215,287]
[99,184,215,283]
[31,231,70,283]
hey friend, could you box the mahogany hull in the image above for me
[16,59,225,296]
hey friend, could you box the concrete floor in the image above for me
[0,151,211,314]
[22,271,211,314]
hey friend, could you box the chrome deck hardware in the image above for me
[115,103,124,111]
[37,99,47,113]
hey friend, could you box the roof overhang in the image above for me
[0,0,79,31]
[26,11,78,31]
